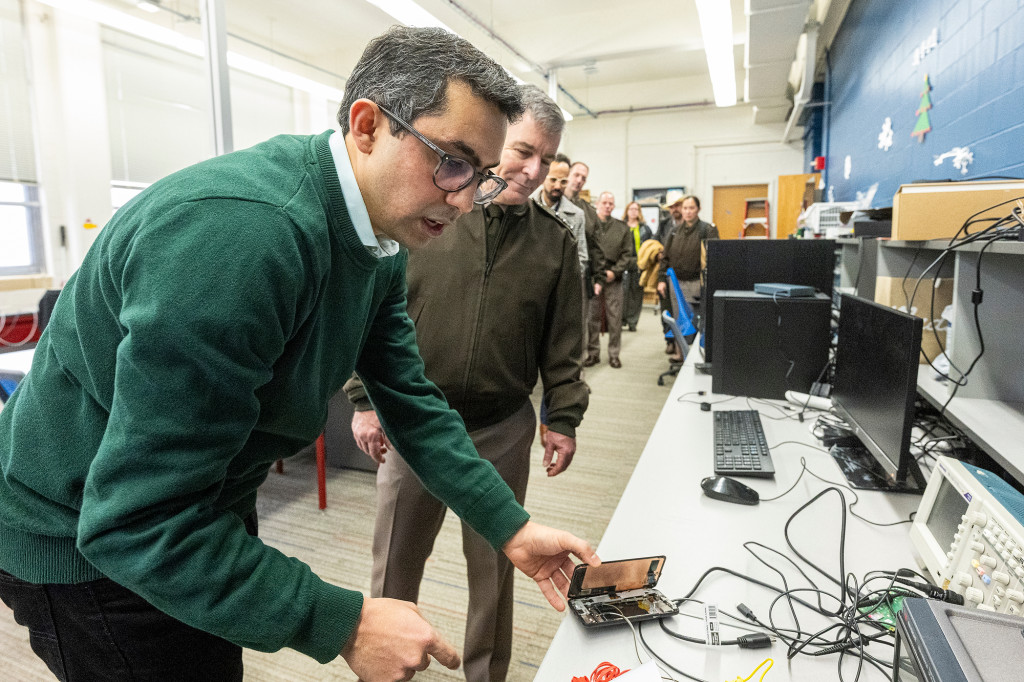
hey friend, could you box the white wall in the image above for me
[15,3,339,287]
[561,103,805,221]
[26,4,112,282]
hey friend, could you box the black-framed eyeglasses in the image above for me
[376,103,507,205]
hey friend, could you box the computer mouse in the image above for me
[700,476,760,505]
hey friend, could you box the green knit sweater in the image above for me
[0,131,529,664]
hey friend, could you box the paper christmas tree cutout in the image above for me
[912,75,932,142]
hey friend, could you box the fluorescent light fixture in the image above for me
[35,0,342,100]
[694,0,737,107]
[136,2,160,13]
[363,0,453,32]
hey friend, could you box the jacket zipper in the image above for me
[462,209,512,406]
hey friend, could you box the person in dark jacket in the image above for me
[658,195,719,351]
[345,85,587,682]
[585,192,635,368]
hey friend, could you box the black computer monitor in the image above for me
[701,239,836,367]
[830,294,926,493]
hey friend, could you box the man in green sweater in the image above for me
[344,85,587,681]
[0,26,597,682]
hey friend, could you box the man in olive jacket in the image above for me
[344,85,587,682]
[585,191,636,368]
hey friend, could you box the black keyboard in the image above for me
[713,410,775,478]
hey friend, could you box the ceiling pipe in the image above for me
[590,99,715,117]
[439,0,597,118]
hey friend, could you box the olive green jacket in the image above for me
[589,216,636,285]
[346,201,587,437]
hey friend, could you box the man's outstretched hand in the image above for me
[502,521,600,610]
[341,597,460,681]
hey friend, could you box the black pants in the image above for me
[622,266,643,328]
[0,513,258,681]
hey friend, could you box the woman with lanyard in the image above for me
[621,201,653,332]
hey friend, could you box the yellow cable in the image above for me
[727,657,773,682]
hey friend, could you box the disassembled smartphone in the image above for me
[568,555,678,628]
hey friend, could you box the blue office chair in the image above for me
[658,268,697,386]
[658,311,689,386]
[665,268,697,338]
[0,371,25,404]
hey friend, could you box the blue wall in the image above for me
[824,0,1024,205]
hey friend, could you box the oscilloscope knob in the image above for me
[969,511,989,527]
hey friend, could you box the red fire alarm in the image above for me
[813,156,826,171]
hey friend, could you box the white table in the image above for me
[536,355,921,681]
[0,348,34,412]
[0,348,35,375]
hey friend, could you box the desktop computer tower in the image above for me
[701,238,835,367]
[711,290,831,400]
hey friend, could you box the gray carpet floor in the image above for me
[0,305,674,681]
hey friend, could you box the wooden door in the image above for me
[712,183,769,240]
[776,173,820,239]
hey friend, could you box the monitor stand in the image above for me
[828,445,925,495]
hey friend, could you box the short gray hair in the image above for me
[518,84,565,138]
[338,26,524,135]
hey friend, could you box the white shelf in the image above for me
[883,239,1024,255]
[868,232,1024,485]
[918,368,1024,483]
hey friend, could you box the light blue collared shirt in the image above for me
[328,131,399,258]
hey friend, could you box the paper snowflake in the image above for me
[933,147,973,175]
[878,117,894,151]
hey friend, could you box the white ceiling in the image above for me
[95,0,840,122]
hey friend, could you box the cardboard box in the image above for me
[891,180,1024,241]
[874,276,953,363]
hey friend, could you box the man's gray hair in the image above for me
[518,84,565,138]
[338,26,524,135]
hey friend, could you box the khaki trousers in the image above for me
[371,400,535,682]
[587,279,624,360]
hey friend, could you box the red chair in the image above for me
[273,432,327,510]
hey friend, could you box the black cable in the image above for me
[899,242,924,313]
[785,488,849,599]
[937,235,1001,417]
[656,617,772,649]
[637,621,710,682]
[898,210,1021,388]
[758,455,917,527]
[771,291,798,390]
